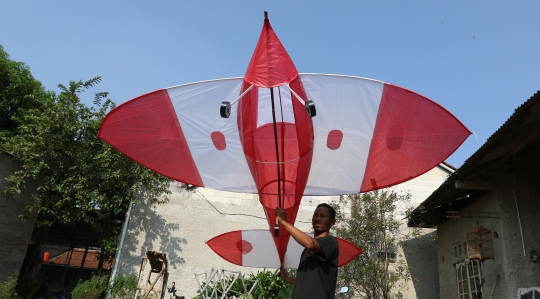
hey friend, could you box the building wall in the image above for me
[0,153,39,281]
[116,165,451,299]
[395,166,452,299]
[436,184,540,299]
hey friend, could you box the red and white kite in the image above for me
[98,13,470,269]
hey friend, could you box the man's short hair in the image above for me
[316,203,336,219]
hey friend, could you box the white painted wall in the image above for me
[115,164,451,298]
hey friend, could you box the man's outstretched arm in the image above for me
[275,207,323,253]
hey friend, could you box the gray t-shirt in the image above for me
[291,235,339,299]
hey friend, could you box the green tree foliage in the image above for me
[0,45,51,136]
[332,190,422,299]
[0,50,171,253]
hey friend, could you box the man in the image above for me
[275,203,339,299]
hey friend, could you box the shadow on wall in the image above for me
[121,198,187,273]
[402,230,440,299]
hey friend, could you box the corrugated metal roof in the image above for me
[408,90,540,227]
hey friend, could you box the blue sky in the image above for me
[2,1,539,167]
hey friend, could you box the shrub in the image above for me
[194,269,293,299]
[110,273,138,299]
[71,274,109,299]
[0,277,20,299]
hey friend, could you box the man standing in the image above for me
[275,203,339,299]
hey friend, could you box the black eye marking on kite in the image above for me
[220,101,231,118]
[305,100,316,117]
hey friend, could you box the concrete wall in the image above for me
[436,184,540,299]
[393,166,451,299]
[116,165,451,298]
[0,153,39,281]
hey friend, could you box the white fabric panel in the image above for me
[242,230,281,268]
[283,233,314,268]
[301,74,384,195]
[167,78,258,193]
[256,86,295,128]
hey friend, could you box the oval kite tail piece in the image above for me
[98,89,203,186]
[360,84,471,192]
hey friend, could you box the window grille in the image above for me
[378,251,397,263]
[517,287,540,299]
[466,226,494,261]
[455,259,483,299]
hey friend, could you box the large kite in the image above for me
[98,13,470,269]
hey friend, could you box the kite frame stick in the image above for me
[270,87,282,209]
[270,87,283,237]
[230,84,254,106]
[284,83,306,105]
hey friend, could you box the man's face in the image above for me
[312,206,336,234]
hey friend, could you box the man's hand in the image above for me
[277,266,288,279]
[274,207,323,253]
[275,207,287,223]
[277,266,295,285]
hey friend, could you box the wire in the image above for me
[195,189,311,223]
[195,190,266,220]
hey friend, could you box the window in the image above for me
[378,251,397,262]
[518,288,540,299]
[455,259,483,299]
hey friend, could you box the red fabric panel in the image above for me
[263,204,301,264]
[211,131,226,150]
[254,123,299,209]
[98,90,203,186]
[238,80,259,184]
[361,84,471,192]
[206,231,242,266]
[244,19,298,87]
[289,77,314,202]
[327,130,343,150]
[336,238,363,267]
[237,240,253,254]
[237,77,314,263]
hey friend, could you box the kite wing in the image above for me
[98,78,258,193]
[98,74,470,196]
[300,74,471,195]
[206,230,362,269]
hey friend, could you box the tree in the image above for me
[0,44,51,136]
[331,190,421,299]
[1,74,171,253]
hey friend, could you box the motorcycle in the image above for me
[167,282,185,299]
